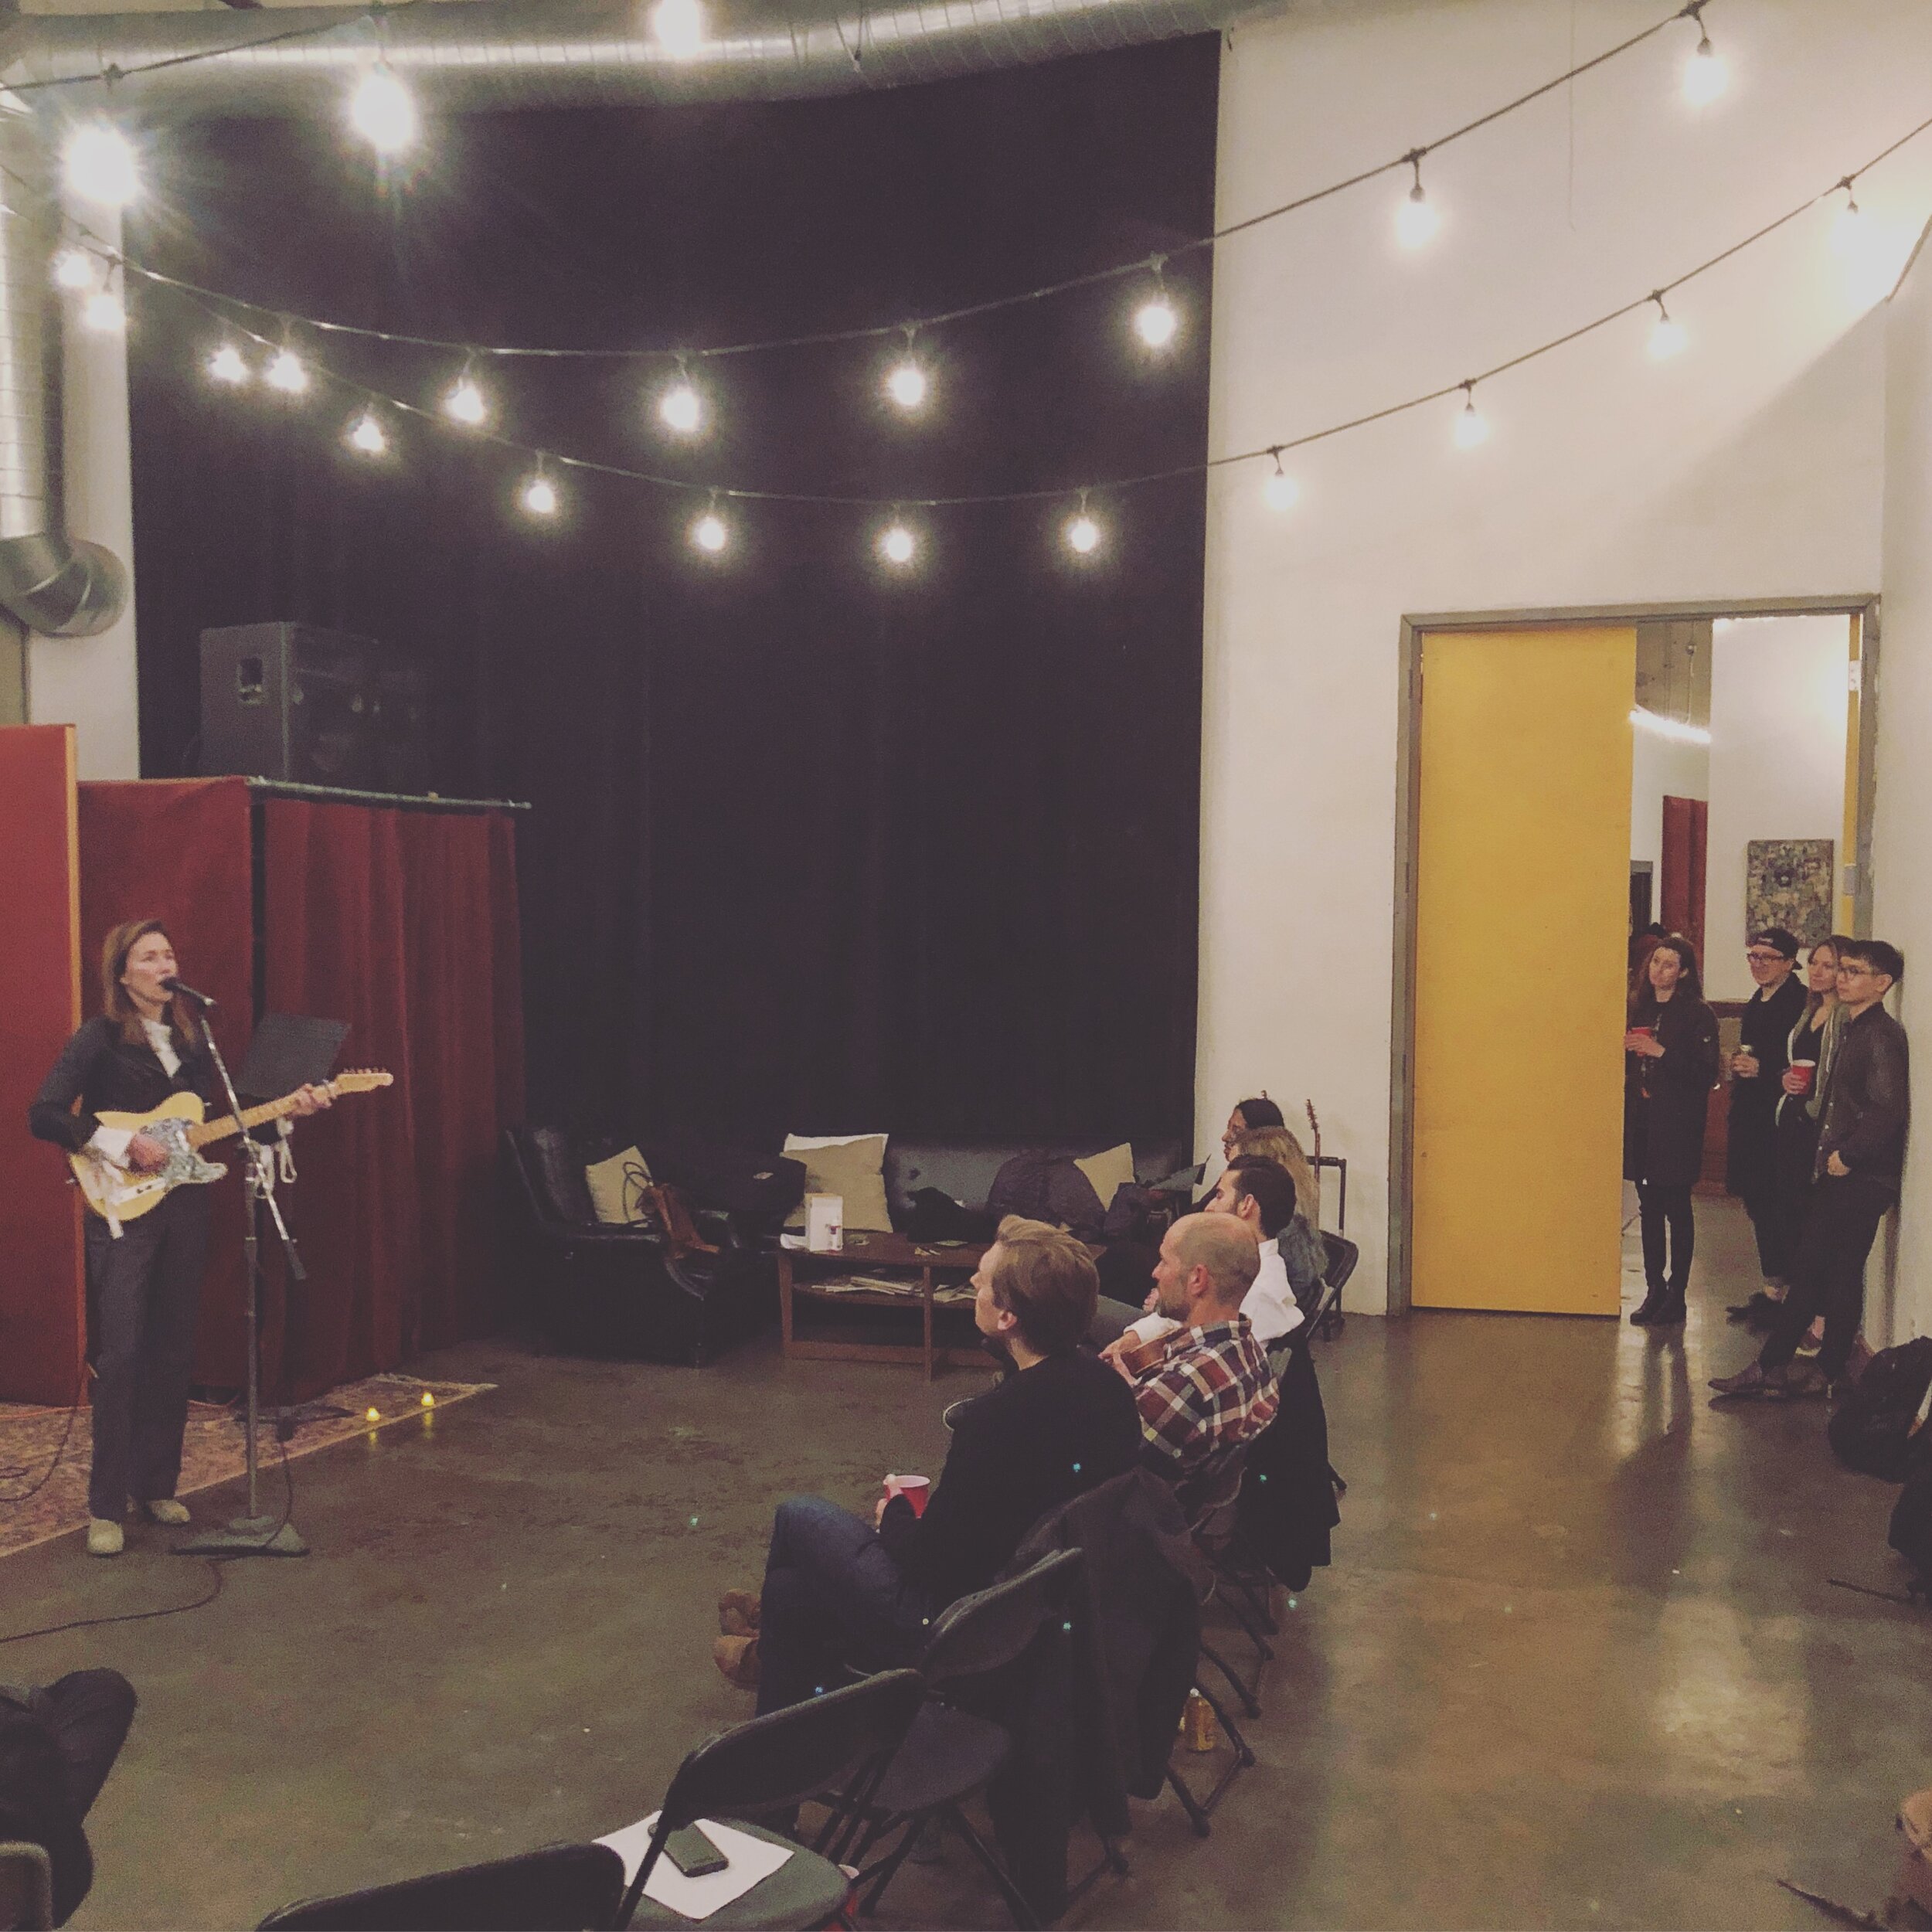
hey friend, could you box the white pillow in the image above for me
[584,1146,651,1225]
[783,1133,893,1233]
[1073,1141,1136,1216]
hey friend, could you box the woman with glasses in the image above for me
[1623,934,1720,1327]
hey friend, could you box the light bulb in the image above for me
[885,360,927,411]
[658,379,703,435]
[1832,191,1866,259]
[266,349,308,395]
[365,1406,381,1423]
[444,376,488,427]
[651,0,706,58]
[1396,182,1440,249]
[349,64,418,155]
[692,511,728,554]
[1262,465,1299,512]
[53,248,94,291]
[1682,30,1727,106]
[1066,514,1100,556]
[420,1389,436,1409]
[64,126,139,208]
[347,410,387,456]
[1453,392,1489,450]
[522,474,559,518]
[81,290,124,333]
[208,344,250,386]
[1134,297,1178,349]
[879,522,916,566]
[1648,301,1686,359]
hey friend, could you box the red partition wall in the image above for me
[0,726,84,1404]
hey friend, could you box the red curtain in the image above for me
[77,778,257,1386]
[1660,795,1709,961]
[263,800,524,1399]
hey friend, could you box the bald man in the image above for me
[1105,1214,1279,1517]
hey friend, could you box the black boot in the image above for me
[1650,1289,1687,1328]
[1631,1289,1667,1325]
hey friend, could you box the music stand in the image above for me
[176,1014,345,1560]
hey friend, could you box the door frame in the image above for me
[1387,594,1882,1318]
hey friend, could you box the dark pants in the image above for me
[83,1185,209,1522]
[1739,1185,1794,1283]
[1636,1182,1695,1294]
[1760,1174,1895,1379]
[756,1497,933,1716]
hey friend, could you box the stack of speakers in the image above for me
[199,624,433,794]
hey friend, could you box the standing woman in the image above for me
[28,921,325,1556]
[1725,929,1808,1297]
[1623,934,1720,1327]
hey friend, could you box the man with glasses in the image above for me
[1726,929,1808,1303]
[1711,940,1909,1402]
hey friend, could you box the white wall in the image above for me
[1869,224,1932,1350]
[1701,616,1849,1000]
[1202,0,1932,1311]
[1629,727,1707,907]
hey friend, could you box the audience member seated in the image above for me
[1100,1216,1278,1523]
[717,1217,1141,1713]
[1203,1156,1314,1342]
[0,1669,137,1927]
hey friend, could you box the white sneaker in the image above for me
[143,1499,191,1526]
[86,1518,124,1557]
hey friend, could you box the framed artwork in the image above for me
[1747,838,1835,946]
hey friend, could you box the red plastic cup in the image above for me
[886,1475,930,1517]
[1789,1060,1817,1095]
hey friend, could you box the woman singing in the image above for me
[29,921,325,1557]
[1622,934,1720,1328]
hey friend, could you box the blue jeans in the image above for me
[756,1496,934,1714]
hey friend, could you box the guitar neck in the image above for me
[188,1093,311,1149]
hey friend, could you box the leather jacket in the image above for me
[1815,1003,1910,1187]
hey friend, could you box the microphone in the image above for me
[160,975,218,1009]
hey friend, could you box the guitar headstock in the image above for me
[328,1069,395,1094]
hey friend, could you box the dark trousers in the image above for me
[1739,1185,1794,1282]
[83,1185,209,1522]
[1636,1182,1696,1294]
[1760,1174,1895,1379]
[756,1497,933,1716]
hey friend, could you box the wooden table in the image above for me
[777,1230,992,1381]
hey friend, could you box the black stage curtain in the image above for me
[128,38,1216,1145]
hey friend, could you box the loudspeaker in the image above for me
[199,624,430,794]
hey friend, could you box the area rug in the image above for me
[0,1373,493,1560]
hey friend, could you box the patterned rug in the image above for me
[0,1374,493,1560]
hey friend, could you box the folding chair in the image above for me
[616,1668,924,1930]
[1189,1444,1274,1716]
[1309,1233,1358,1343]
[257,1842,625,1931]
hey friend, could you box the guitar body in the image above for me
[70,1094,229,1224]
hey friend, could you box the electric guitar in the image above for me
[70,1070,394,1223]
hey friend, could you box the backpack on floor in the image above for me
[1889,1455,1932,1599]
[1827,1337,1932,1481]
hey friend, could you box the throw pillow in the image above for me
[584,1146,651,1225]
[1073,1141,1136,1216]
[783,1133,893,1232]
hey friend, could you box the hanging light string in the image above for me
[65,0,1709,367]
[101,103,1931,512]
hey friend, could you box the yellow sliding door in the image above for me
[1411,627,1634,1314]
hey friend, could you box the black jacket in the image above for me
[29,1016,216,1154]
[1725,972,1807,1198]
[877,1348,1141,1611]
[1236,1335,1339,1590]
[1815,1003,1910,1188]
[1623,993,1720,1189]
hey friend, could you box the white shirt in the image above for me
[1241,1235,1305,1346]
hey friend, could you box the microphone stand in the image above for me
[176,995,309,1559]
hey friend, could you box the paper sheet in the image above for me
[596,1813,795,1921]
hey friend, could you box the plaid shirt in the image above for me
[1131,1315,1278,1491]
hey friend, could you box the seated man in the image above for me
[1104,1216,1278,1519]
[0,1669,137,1927]
[723,1217,1141,1713]
[1202,1156,1312,1344]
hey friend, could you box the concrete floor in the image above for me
[5,1196,1927,1930]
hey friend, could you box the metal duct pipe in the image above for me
[0,102,125,638]
[0,0,1251,114]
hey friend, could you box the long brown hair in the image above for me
[1229,1124,1320,1223]
[1629,931,1703,1018]
[1804,934,1855,1022]
[100,919,204,1046]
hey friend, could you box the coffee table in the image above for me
[777,1230,993,1382]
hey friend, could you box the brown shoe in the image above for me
[1709,1362,1778,1399]
[1777,1364,1830,1400]
[713,1634,760,1690]
[718,1589,761,1636]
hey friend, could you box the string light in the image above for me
[692,497,729,554]
[1682,5,1727,107]
[1065,495,1100,556]
[885,331,928,412]
[266,347,308,395]
[443,371,488,427]
[346,406,387,456]
[878,520,916,567]
[1647,292,1685,359]
[63,124,139,207]
[81,286,124,333]
[52,247,94,291]
[658,362,704,435]
[1830,178,1866,257]
[1134,260,1178,349]
[1452,382,1489,449]
[522,467,560,518]
[651,0,706,59]
[349,63,418,156]
[208,343,250,385]
[1261,450,1299,512]
[1396,152,1440,249]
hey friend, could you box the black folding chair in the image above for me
[846,1549,1093,1929]
[1189,1443,1274,1718]
[616,1668,924,1930]
[257,1842,625,1931]
[1309,1233,1358,1342]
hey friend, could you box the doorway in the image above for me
[1389,597,1879,1318]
